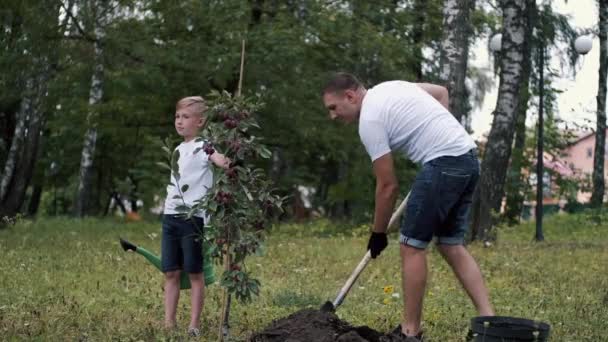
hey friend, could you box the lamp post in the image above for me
[50,161,58,216]
[489,32,592,240]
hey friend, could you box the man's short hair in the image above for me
[322,72,363,95]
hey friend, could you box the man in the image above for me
[322,73,494,341]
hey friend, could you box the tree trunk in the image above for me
[439,0,475,130]
[74,3,107,217]
[412,0,427,81]
[0,81,28,202]
[470,0,530,241]
[590,0,607,207]
[27,184,43,217]
[0,61,50,218]
[503,0,535,224]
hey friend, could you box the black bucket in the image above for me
[469,316,551,341]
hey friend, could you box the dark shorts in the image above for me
[161,214,205,273]
[399,149,479,249]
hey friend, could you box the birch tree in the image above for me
[74,0,108,216]
[439,0,476,128]
[471,0,531,241]
[0,2,62,219]
[503,0,535,224]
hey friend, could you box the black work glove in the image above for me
[367,232,388,259]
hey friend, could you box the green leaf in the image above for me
[171,150,180,173]
[259,147,272,159]
[181,184,189,193]
[156,162,171,171]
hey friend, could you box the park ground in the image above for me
[1,212,607,341]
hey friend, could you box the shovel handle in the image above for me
[332,192,410,308]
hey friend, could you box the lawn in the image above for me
[1,211,607,341]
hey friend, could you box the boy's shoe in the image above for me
[119,238,137,252]
[187,327,201,337]
[390,325,424,342]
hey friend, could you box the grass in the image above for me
[1,212,607,341]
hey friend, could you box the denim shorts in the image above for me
[399,149,479,249]
[161,214,205,273]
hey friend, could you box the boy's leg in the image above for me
[164,270,181,329]
[182,216,205,331]
[437,244,494,316]
[188,273,205,330]
[400,244,427,336]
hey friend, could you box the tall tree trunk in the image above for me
[410,0,427,81]
[27,184,43,217]
[0,82,28,202]
[590,0,607,207]
[439,0,475,130]
[0,63,49,218]
[470,0,530,241]
[74,2,107,217]
[503,0,535,224]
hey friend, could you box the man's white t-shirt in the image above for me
[163,139,213,220]
[359,81,476,164]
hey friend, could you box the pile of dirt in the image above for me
[249,309,402,342]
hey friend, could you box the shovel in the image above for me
[321,192,410,312]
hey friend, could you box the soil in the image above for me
[249,309,403,342]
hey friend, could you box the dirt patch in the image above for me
[249,309,401,342]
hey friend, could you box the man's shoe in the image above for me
[390,325,424,342]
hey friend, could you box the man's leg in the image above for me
[437,244,494,316]
[164,270,181,329]
[188,273,205,330]
[400,244,427,336]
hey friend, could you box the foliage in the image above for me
[1,0,504,221]
[1,215,607,340]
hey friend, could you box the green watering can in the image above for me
[119,238,215,289]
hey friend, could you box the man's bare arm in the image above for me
[372,153,399,233]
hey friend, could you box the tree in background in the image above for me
[0,0,498,223]
[0,1,66,219]
[471,0,531,241]
[503,2,581,224]
[439,0,476,128]
[74,0,109,217]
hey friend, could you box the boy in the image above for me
[162,96,229,336]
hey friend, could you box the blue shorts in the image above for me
[161,215,205,273]
[399,149,479,249]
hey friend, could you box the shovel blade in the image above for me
[320,301,335,313]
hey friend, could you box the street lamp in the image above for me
[489,32,592,241]
[574,35,593,55]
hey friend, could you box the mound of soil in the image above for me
[249,309,402,342]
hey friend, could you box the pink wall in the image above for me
[561,131,608,202]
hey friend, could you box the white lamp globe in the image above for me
[490,33,502,52]
[574,35,593,55]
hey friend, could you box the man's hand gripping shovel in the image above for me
[321,192,410,312]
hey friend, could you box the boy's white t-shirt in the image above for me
[359,81,476,164]
[163,139,213,220]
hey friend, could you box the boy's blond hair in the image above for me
[176,96,207,116]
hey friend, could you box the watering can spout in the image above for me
[118,237,216,289]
